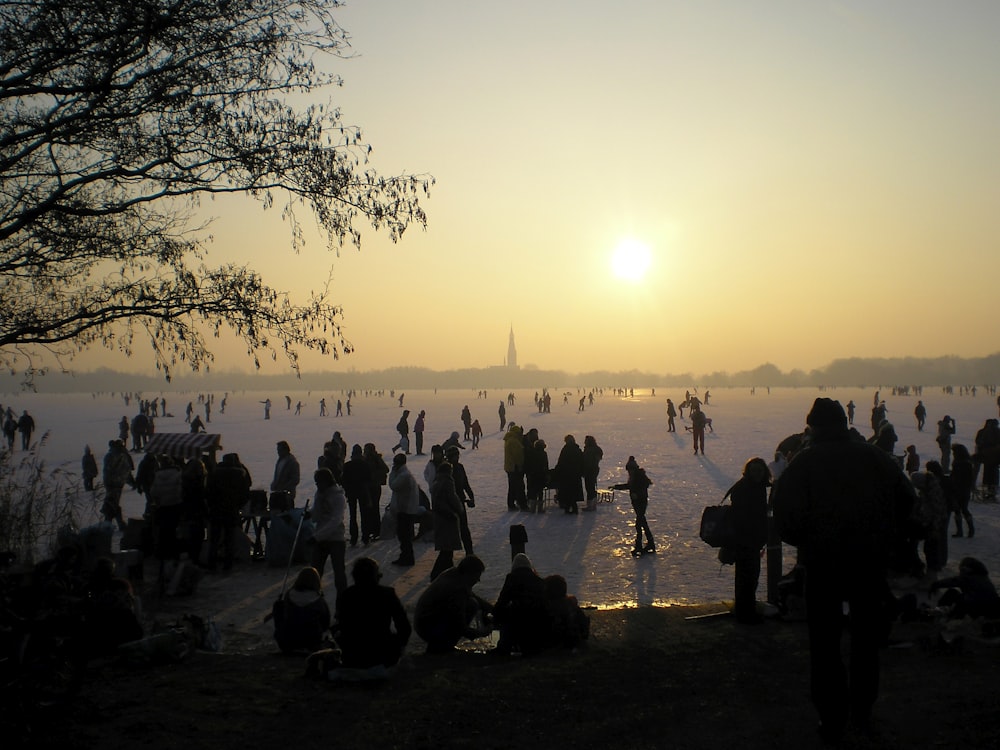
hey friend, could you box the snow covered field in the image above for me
[6,385,1000,616]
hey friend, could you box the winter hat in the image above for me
[512,553,533,571]
[806,398,847,434]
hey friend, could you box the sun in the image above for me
[610,239,652,282]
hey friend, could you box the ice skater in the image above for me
[610,456,655,557]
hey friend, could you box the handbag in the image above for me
[699,503,735,548]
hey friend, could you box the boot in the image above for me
[952,515,964,538]
[966,515,975,538]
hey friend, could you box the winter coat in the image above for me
[554,442,585,505]
[334,583,412,668]
[103,447,134,489]
[523,442,550,488]
[206,460,252,523]
[272,588,331,654]
[772,432,915,575]
[503,426,525,472]
[341,457,372,503]
[726,477,769,552]
[148,465,183,509]
[364,448,390,492]
[612,468,652,511]
[311,483,347,543]
[582,441,604,480]
[82,452,99,480]
[430,472,463,552]
[271,453,301,498]
[388,464,420,516]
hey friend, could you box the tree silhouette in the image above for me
[0,0,431,380]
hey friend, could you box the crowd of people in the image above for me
[7,385,1000,736]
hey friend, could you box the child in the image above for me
[611,456,655,557]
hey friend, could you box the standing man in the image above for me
[771,398,915,743]
[17,409,34,450]
[206,453,251,572]
[446,445,476,555]
[690,404,707,455]
[414,410,426,456]
[271,440,301,508]
[341,444,372,547]
[461,405,473,441]
[914,400,927,431]
[503,423,526,511]
[666,399,677,432]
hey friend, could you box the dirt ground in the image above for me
[12,598,1000,750]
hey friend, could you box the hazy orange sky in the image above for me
[93,2,1000,377]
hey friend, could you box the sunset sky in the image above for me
[105,2,1000,377]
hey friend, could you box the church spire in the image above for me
[507,327,518,369]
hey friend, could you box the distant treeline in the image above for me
[6,354,1000,394]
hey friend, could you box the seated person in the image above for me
[929,556,1000,619]
[271,566,332,654]
[493,553,549,656]
[414,555,492,654]
[544,574,590,649]
[85,556,144,654]
[333,557,411,669]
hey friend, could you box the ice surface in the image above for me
[6,385,999,612]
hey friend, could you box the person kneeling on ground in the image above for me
[414,555,493,654]
[929,556,1000,620]
[271,566,332,654]
[493,553,549,656]
[333,557,411,669]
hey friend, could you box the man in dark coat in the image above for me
[206,453,251,571]
[17,410,34,450]
[771,398,915,743]
[341,444,373,546]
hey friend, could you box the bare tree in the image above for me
[0,0,431,380]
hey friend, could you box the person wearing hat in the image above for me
[771,398,916,743]
[446,444,475,554]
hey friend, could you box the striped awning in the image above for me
[144,433,222,459]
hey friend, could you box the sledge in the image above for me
[684,610,732,621]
